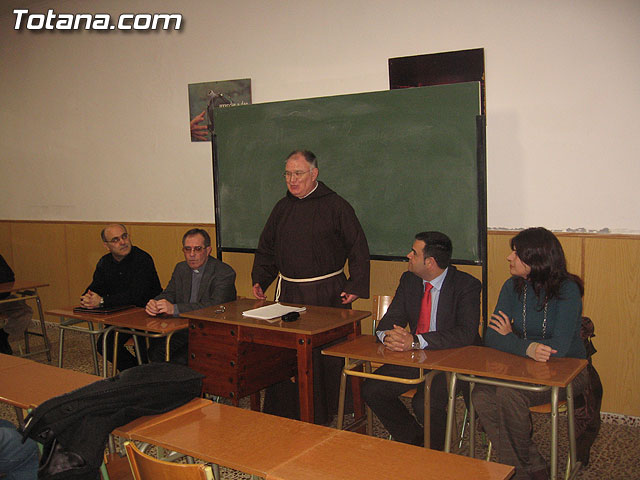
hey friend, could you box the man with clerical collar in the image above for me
[81,223,162,371]
[146,228,236,364]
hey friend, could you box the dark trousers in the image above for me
[362,364,466,450]
[97,331,148,372]
[263,341,351,425]
[472,368,590,480]
[148,330,188,365]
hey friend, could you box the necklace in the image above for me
[522,287,548,339]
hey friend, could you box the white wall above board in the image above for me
[1,0,639,233]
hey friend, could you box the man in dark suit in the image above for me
[362,231,481,450]
[145,228,236,364]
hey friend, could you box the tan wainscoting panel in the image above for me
[65,223,108,302]
[221,251,255,300]
[583,236,640,417]
[10,222,71,310]
[0,223,14,266]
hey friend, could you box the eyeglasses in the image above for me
[106,233,128,244]
[182,246,206,253]
[283,169,312,180]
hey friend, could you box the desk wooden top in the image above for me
[181,298,370,335]
[46,306,138,322]
[0,353,32,371]
[434,346,588,387]
[322,334,464,369]
[0,360,99,409]
[0,280,49,294]
[46,307,188,333]
[267,429,514,480]
[113,397,212,439]
[127,402,339,477]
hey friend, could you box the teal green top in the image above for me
[485,277,586,359]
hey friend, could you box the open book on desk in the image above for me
[242,303,306,321]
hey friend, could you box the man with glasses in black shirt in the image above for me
[82,223,162,371]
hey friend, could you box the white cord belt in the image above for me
[275,268,344,302]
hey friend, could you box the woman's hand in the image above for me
[488,310,513,335]
[526,342,558,362]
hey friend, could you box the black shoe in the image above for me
[0,329,13,355]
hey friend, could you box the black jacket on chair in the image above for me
[21,362,204,480]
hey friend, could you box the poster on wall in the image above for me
[188,78,252,142]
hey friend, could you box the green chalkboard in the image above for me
[213,82,483,262]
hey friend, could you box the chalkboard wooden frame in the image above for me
[212,82,486,265]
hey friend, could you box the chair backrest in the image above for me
[371,295,393,334]
[124,442,213,480]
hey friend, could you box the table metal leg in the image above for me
[87,321,100,375]
[58,325,65,368]
[102,326,115,378]
[132,334,143,365]
[566,381,578,479]
[35,295,52,361]
[444,372,458,453]
[336,357,349,430]
[550,386,559,480]
[468,378,476,457]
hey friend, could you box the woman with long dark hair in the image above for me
[473,227,588,480]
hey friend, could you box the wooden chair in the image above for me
[124,442,214,480]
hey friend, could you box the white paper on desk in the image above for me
[242,303,306,321]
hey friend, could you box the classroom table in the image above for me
[46,307,188,377]
[120,400,514,480]
[0,353,100,424]
[0,280,51,361]
[267,427,514,480]
[321,334,463,448]
[46,306,133,374]
[100,308,188,377]
[181,298,370,423]
[436,346,587,480]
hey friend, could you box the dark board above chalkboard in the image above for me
[213,82,483,262]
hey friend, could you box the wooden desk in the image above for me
[0,352,31,371]
[0,280,51,360]
[0,355,99,424]
[99,308,188,377]
[122,400,513,480]
[113,397,212,440]
[182,298,370,423]
[321,334,462,447]
[126,402,339,478]
[46,307,134,375]
[267,428,514,480]
[434,346,587,480]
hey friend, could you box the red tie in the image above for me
[416,282,433,334]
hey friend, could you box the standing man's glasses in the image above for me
[283,170,312,180]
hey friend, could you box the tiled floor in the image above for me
[2,325,639,479]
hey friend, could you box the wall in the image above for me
[1,0,639,231]
[1,220,638,417]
